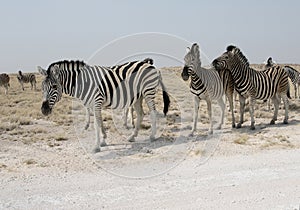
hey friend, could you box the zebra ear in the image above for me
[186,47,191,53]
[37,66,48,76]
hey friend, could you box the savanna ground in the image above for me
[0,65,300,209]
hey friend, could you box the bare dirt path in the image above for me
[1,147,299,210]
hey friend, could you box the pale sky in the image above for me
[1,0,300,72]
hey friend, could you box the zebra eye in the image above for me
[52,84,58,90]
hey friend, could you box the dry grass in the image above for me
[233,134,249,145]
[0,73,73,143]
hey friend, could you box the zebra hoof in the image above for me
[283,120,288,124]
[100,142,107,147]
[207,130,213,135]
[84,124,89,130]
[270,120,275,125]
[236,123,242,129]
[92,147,101,153]
[250,126,255,130]
[232,123,236,128]
[150,136,156,142]
[127,136,135,142]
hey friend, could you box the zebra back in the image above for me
[49,60,159,109]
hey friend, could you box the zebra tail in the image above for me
[163,90,170,116]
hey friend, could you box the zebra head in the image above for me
[38,64,62,116]
[17,70,23,81]
[182,43,201,81]
[212,45,242,71]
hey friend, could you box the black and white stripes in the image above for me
[182,43,225,135]
[17,70,36,91]
[213,46,290,129]
[38,59,170,153]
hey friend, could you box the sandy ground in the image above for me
[0,67,300,209]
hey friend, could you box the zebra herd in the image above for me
[26,43,299,152]
[0,70,37,94]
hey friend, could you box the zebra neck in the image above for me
[58,70,77,97]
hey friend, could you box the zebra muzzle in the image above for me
[41,101,52,116]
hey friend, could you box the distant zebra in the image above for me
[181,43,225,135]
[38,60,170,153]
[213,46,290,130]
[17,70,37,91]
[0,73,10,95]
[265,57,300,98]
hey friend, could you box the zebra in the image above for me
[17,70,37,91]
[216,68,236,128]
[212,45,290,130]
[181,43,225,135]
[0,73,10,95]
[83,58,157,130]
[111,57,154,128]
[38,60,170,153]
[265,57,300,98]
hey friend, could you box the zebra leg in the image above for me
[227,93,235,128]
[127,98,143,142]
[93,108,107,153]
[206,99,213,134]
[237,96,246,128]
[190,96,200,136]
[145,97,156,141]
[84,107,90,130]
[282,94,289,124]
[130,106,135,127]
[123,108,129,129]
[249,97,256,130]
[4,85,8,95]
[21,82,24,91]
[294,84,297,99]
[216,97,225,130]
[270,96,279,125]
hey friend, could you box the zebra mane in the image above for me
[18,70,23,76]
[284,65,299,72]
[227,45,250,66]
[47,60,86,75]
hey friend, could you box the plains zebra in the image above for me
[83,58,157,130]
[182,43,225,135]
[0,73,10,95]
[38,60,170,153]
[17,70,37,91]
[111,57,154,128]
[265,57,300,98]
[213,45,290,130]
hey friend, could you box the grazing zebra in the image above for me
[182,43,225,135]
[17,70,37,91]
[212,45,290,130]
[38,60,170,153]
[265,57,300,98]
[0,73,10,95]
